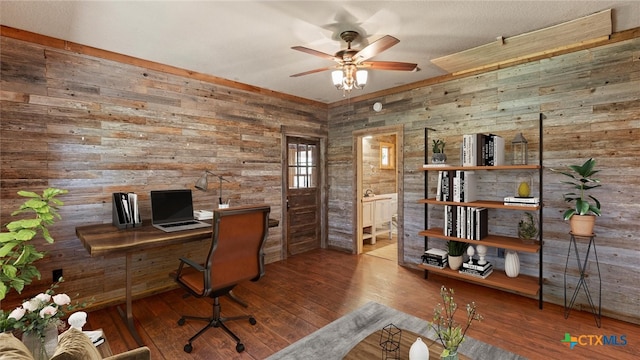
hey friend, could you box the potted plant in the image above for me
[0,188,68,301]
[446,241,468,270]
[552,158,601,236]
[432,139,447,164]
[518,212,538,244]
[431,286,482,360]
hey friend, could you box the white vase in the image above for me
[505,250,520,278]
[22,324,58,360]
[448,255,463,271]
[409,337,430,360]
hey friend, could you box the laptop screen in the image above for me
[150,189,195,224]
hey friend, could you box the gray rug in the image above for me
[266,301,526,360]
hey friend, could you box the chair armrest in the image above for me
[103,346,150,360]
[179,257,204,271]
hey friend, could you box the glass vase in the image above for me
[22,325,58,360]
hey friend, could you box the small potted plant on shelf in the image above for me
[430,286,482,360]
[446,241,468,270]
[551,158,601,236]
[518,212,538,244]
[432,139,446,164]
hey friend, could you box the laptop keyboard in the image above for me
[161,221,198,228]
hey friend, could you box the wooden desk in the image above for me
[76,217,278,346]
[344,328,470,360]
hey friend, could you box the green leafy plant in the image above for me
[552,158,601,220]
[518,212,538,241]
[0,188,68,301]
[446,240,468,257]
[432,139,446,153]
[431,286,482,356]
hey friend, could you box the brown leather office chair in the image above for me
[173,204,270,353]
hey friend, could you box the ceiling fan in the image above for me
[290,30,419,92]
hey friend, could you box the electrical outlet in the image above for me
[53,269,63,282]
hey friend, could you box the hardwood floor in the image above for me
[85,249,639,359]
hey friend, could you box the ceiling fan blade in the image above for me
[361,61,419,71]
[291,46,339,61]
[353,35,399,62]
[290,66,334,77]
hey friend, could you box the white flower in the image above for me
[35,293,51,303]
[22,299,40,312]
[39,305,57,318]
[53,293,71,306]
[8,307,26,321]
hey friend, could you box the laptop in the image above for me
[150,189,211,232]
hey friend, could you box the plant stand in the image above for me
[564,232,601,327]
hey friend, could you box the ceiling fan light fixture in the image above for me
[331,66,367,92]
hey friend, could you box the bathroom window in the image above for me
[380,142,394,170]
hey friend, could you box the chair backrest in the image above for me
[204,204,270,293]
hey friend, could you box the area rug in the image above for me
[266,301,526,360]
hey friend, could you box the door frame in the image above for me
[281,125,328,260]
[352,124,404,260]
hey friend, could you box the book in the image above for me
[491,134,505,166]
[463,259,492,271]
[503,202,539,207]
[504,196,540,204]
[474,207,488,240]
[425,248,448,258]
[423,163,450,168]
[460,266,494,278]
[459,267,494,279]
[422,261,448,270]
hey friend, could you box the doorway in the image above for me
[283,134,325,257]
[353,125,403,262]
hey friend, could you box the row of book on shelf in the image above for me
[422,248,494,279]
[422,133,505,168]
[112,192,141,228]
[462,133,505,167]
[436,170,477,202]
[444,205,488,240]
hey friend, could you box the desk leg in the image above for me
[117,253,145,346]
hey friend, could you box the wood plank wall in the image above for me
[0,31,327,310]
[326,36,640,324]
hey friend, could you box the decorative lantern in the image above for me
[511,133,528,165]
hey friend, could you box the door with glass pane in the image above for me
[286,137,320,256]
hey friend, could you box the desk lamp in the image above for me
[195,170,229,205]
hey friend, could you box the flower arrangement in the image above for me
[0,279,85,339]
[430,286,482,358]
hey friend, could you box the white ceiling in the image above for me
[1,1,639,104]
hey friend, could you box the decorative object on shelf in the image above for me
[511,133,528,165]
[504,250,520,278]
[551,158,601,236]
[446,241,468,271]
[409,336,430,360]
[0,188,68,301]
[466,246,475,265]
[518,212,539,244]
[430,286,482,360]
[432,139,446,164]
[475,245,487,265]
[515,175,532,197]
[379,323,402,360]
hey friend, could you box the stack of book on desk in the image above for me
[503,196,539,207]
[421,248,448,269]
[459,259,493,279]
